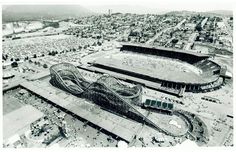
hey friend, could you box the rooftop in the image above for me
[121,43,210,58]
[3,105,43,140]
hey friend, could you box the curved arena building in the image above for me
[89,44,224,96]
[50,63,142,104]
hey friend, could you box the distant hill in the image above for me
[165,10,197,16]
[2,5,95,23]
[86,5,168,15]
[165,10,233,17]
[205,10,233,17]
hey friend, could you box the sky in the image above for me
[82,0,235,12]
[1,0,235,12]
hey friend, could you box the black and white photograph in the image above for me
[1,0,235,150]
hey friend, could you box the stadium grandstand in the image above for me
[89,44,224,96]
[143,99,174,115]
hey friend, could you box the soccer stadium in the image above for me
[88,43,224,97]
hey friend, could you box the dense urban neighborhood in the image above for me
[2,5,233,148]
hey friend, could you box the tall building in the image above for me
[108,9,112,16]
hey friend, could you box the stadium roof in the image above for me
[121,43,210,58]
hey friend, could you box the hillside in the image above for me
[2,5,95,23]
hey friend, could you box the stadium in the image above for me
[89,43,224,96]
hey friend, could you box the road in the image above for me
[145,27,172,45]
[146,19,186,45]
[223,18,233,39]
[184,32,198,50]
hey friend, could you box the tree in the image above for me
[11,62,18,68]
[195,24,202,32]
[2,54,6,60]
[209,37,213,43]
[50,51,56,56]
[172,39,178,44]
[25,56,29,60]
[2,54,8,60]
[33,54,37,58]
[43,64,48,68]
[198,122,202,126]
[97,41,102,46]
